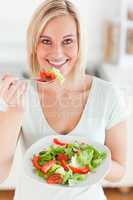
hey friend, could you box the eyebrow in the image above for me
[40,36,51,39]
[63,34,75,38]
[40,34,75,39]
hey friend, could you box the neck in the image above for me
[62,72,91,92]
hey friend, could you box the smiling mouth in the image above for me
[46,59,69,68]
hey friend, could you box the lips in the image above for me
[46,59,69,68]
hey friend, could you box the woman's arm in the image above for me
[104,120,128,182]
[0,108,25,183]
[0,75,27,183]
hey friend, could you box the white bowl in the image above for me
[22,135,111,188]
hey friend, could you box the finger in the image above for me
[9,83,27,107]
[0,76,18,96]
[0,74,13,90]
[1,74,12,80]
[5,82,27,102]
[16,83,28,106]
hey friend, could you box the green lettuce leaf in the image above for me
[47,67,64,84]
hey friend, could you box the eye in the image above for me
[41,39,52,45]
[63,38,73,45]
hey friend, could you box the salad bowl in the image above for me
[22,135,111,188]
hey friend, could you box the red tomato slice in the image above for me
[45,71,52,77]
[39,71,46,79]
[41,160,56,174]
[69,166,91,174]
[39,71,56,82]
[32,155,42,170]
[53,138,66,146]
[60,160,70,171]
[57,153,69,162]
[50,73,56,80]
[47,173,64,184]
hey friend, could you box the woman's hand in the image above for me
[0,74,27,111]
[105,120,128,182]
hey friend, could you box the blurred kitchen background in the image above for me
[1,0,133,199]
[0,0,128,75]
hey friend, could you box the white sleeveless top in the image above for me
[14,76,128,200]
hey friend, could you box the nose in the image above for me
[50,43,65,60]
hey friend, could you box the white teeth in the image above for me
[48,60,68,66]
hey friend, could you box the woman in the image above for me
[0,0,128,199]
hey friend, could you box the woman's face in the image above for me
[36,15,78,77]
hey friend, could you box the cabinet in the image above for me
[103,0,133,67]
[119,0,133,66]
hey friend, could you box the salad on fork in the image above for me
[37,67,64,84]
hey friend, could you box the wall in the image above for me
[0,0,121,72]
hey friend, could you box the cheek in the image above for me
[36,44,47,59]
[70,49,78,63]
[65,45,78,61]
[36,45,48,67]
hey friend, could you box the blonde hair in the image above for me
[27,0,88,77]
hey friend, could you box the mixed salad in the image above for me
[32,138,107,186]
[38,67,64,84]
